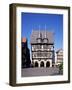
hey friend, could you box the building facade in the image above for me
[56,49,63,65]
[30,30,55,68]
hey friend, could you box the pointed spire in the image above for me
[32,26,34,33]
[45,24,46,38]
[39,25,40,37]
[32,28,33,33]
[45,24,46,31]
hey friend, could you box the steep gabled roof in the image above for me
[56,49,63,53]
[30,30,54,44]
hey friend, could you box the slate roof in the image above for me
[30,30,54,44]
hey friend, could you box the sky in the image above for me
[21,12,63,52]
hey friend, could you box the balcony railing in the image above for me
[32,55,53,58]
[32,56,53,58]
[32,48,54,52]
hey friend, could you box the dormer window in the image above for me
[43,38,48,43]
[36,32,42,43]
[43,31,48,43]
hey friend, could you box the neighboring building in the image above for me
[56,49,63,65]
[30,30,55,68]
[22,38,31,68]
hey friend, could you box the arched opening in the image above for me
[46,61,50,67]
[52,64,54,67]
[40,61,44,67]
[35,62,38,67]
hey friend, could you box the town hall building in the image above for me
[30,30,55,68]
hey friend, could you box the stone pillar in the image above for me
[50,60,52,67]
[38,61,40,68]
[44,61,46,67]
